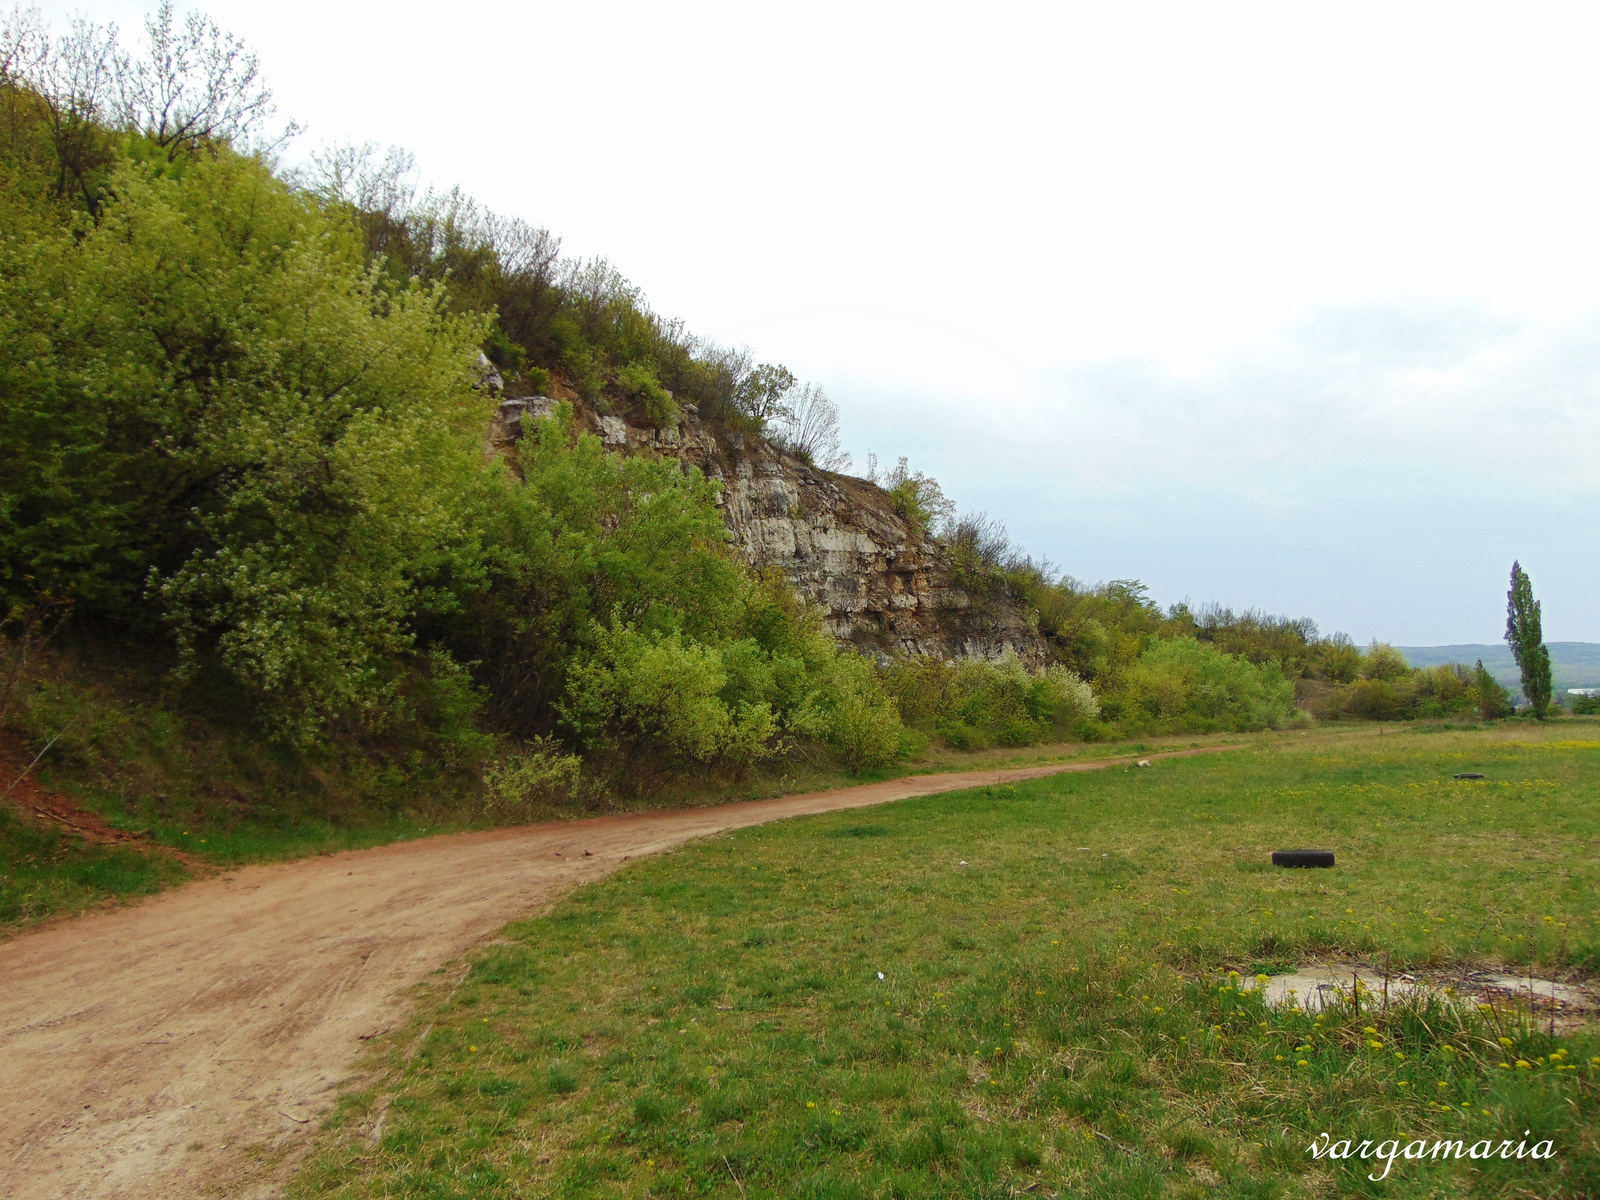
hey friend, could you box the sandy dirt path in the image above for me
[0,746,1237,1199]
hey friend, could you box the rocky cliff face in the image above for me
[491,396,1047,663]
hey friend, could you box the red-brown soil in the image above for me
[0,731,157,852]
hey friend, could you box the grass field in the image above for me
[291,724,1600,1198]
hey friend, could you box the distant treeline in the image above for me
[938,516,1513,729]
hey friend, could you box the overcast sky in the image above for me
[59,0,1600,644]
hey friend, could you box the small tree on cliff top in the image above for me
[1505,561,1553,719]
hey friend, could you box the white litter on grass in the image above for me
[1136,760,1151,767]
[877,972,885,980]
[959,861,968,866]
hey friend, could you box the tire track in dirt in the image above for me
[0,745,1239,1199]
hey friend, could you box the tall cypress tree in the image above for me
[1505,561,1553,719]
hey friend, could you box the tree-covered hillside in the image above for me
[0,7,1547,879]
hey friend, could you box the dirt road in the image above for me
[0,747,1236,1199]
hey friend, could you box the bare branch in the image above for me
[120,0,277,158]
[0,5,46,86]
[768,381,852,472]
[304,140,418,217]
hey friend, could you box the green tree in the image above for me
[1505,561,1552,719]
[733,363,796,424]
[0,151,498,742]
[1473,659,1512,722]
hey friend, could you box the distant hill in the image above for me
[1396,642,1600,699]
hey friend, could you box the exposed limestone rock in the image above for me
[475,351,505,393]
[491,398,1048,663]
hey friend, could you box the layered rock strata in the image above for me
[491,397,1046,662]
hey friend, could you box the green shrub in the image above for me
[1360,641,1411,681]
[885,651,1098,750]
[1121,637,1295,732]
[481,738,582,814]
[1344,678,1406,721]
[483,328,526,373]
[561,624,779,777]
[814,651,905,771]
[617,363,677,429]
[869,456,953,535]
[1,153,498,745]
[1475,660,1515,719]
[1306,660,1486,722]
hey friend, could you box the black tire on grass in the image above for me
[1271,849,1335,869]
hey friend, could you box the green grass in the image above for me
[0,803,186,928]
[292,726,1600,1199]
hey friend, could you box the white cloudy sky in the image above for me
[60,0,1600,643]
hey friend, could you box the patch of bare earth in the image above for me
[0,731,202,872]
[1243,962,1599,1033]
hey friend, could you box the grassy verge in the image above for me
[0,804,186,927]
[293,725,1599,1198]
[0,731,1230,927]
[0,656,1256,925]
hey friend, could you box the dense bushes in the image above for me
[1,152,502,743]
[931,523,1499,731]
[1108,637,1296,731]
[1300,647,1511,722]
[886,652,1100,750]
